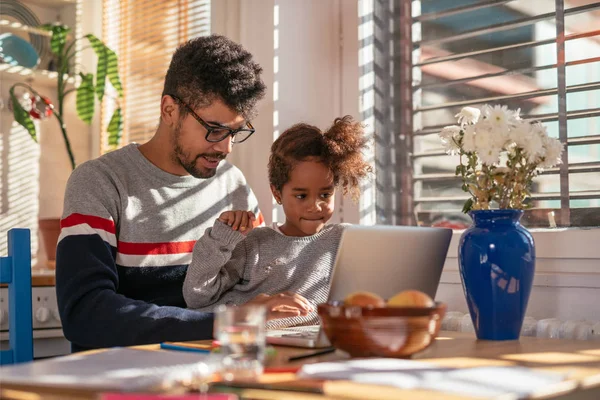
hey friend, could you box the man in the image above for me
[56,35,311,352]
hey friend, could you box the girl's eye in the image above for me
[295,194,306,199]
[321,192,333,199]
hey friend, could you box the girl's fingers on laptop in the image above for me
[269,305,302,320]
[280,292,314,313]
[247,293,313,319]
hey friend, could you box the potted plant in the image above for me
[438,105,563,340]
[9,24,123,264]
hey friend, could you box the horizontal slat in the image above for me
[413,135,600,158]
[415,57,600,91]
[414,190,600,203]
[413,162,600,182]
[414,30,599,68]
[414,0,514,22]
[414,108,600,136]
[527,108,600,123]
[568,135,600,146]
[415,81,600,112]
[415,38,555,68]
[415,3,600,47]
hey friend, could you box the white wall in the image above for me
[212,0,361,225]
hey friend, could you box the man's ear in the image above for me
[270,184,282,205]
[160,95,178,126]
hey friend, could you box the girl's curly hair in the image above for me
[268,116,372,200]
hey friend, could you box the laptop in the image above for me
[266,224,452,348]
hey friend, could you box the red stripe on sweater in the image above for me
[117,240,196,255]
[61,213,116,234]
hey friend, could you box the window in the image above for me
[363,0,600,229]
[101,0,211,151]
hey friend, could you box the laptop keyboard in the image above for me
[267,325,320,339]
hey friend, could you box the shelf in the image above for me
[0,18,52,37]
[0,63,76,87]
[22,0,78,7]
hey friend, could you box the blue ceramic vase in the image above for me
[458,209,535,340]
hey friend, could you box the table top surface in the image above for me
[1,331,600,400]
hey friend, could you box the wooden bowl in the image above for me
[317,302,447,358]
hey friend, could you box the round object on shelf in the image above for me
[0,33,40,68]
[1,0,50,68]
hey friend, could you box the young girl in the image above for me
[183,116,371,327]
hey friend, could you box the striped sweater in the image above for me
[56,144,262,351]
[183,221,347,328]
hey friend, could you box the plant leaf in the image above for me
[9,90,37,142]
[462,198,474,214]
[76,73,95,124]
[85,34,123,99]
[106,47,123,97]
[84,34,107,101]
[41,24,71,56]
[107,108,123,147]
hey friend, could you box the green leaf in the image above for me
[9,90,37,142]
[85,34,123,99]
[107,108,123,147]
[106,47,123,97]
[76,73,95,124]
[462,198,474,214]
[41,24,71,56]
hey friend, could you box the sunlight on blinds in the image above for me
[364,0,600,228]
[101,0,210,151]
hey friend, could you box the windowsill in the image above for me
[447,227,600,259]
[442,228,600,289]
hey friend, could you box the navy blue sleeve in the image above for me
[56,233,214,350]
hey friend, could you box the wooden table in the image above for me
[1,332,600,400]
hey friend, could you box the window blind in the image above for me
[101,0,210,151]
[364,0,600,228]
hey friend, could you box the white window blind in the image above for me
[362,0,600,229]
[101,0,210,151]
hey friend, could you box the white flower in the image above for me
[439,125,461,140]
[439,126,461,154]
[539,137,564,168]
[462,124,477,152]
[455,107,480,126]
[523,127,545,164]
[474,129,501,165]
[482,104,513,131]
[509,120,533,149]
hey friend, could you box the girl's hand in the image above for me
[246,292,315,320]
[218,210,256,235]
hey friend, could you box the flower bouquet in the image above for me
[439,105,563,212]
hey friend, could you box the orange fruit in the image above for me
[344,291,386,307]
[387,290,434,308]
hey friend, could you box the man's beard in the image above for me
[171,123,226,179]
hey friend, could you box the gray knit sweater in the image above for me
[183,221,347,328]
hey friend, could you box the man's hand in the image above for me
[218,210,256,235]
[247,292,315,320]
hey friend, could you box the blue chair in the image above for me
[0,229,33,365]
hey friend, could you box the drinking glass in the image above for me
[214,304,266,381]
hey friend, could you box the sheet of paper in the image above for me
[0,347,218,392]
[299,358,566,398]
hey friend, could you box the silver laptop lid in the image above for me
[328,225,452,302]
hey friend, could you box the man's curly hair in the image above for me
[163,35,266,120]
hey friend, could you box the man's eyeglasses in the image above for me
[168,94,255,143]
